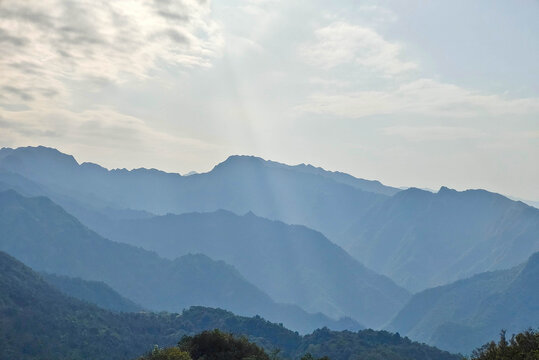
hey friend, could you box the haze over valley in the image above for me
[0,1,537,359]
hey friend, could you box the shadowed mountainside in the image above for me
[41,273,144,313]
[0,250,460,360]
[342,187,539,292]
[0,189,361,333]
[94,209,410,327]
[388,252,539,354]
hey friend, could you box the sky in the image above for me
[0,0,538,200]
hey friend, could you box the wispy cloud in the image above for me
[0,107,216,149]
[299,21,416,75]
[382,126,487,142]
[0,0,223,104]
[0,106,220,172]
[298,78,539,119]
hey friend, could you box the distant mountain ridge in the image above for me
[341,186,539,291]
[92,209,410,327]
[0,146,394,240]
[387,251,539,354]
[1,146,536,294]
[0,189,361,333]
[213,155,400,196]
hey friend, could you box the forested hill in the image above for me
[388,251,539,354]
[40,272,144,313]
[0,250,460,360]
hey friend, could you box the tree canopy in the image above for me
[470,330,539,360]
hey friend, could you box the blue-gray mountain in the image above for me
[89,209,410,327]
[0,190,361,333]
[387,251,539,355]
[0,146,394,241]
[2,146,536,295]
[41,273,144,313]
[0,250,460,360]
[340,187,539,292]
[1,145,537,340]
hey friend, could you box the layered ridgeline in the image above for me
[41,273,144,313]
[2,146,536,296]
[0,189,361,333]
[341,187,539,292]
[388,252,539,354]
[0,250,460,360]
[0,146,396,240]
[0,250,184,360]
[93,209,410,326]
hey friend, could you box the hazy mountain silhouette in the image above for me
[41,273,144,313]
[0,146,394,239]
[342,187,539,291]
[387,252,539,354]
[92,209,410,327]
[0,250,459,360]
[0,189,361,333]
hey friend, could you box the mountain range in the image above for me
[0,189,360,333]
[1,146,536,297]
[0,145,537,355]
[90,208,410,326]
[0,250,461,360]
[0,146,391,241]
[340,186,539,291]
[388,251,539,354]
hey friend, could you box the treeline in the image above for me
[138,329,539,360]
[138,330,327,360]
[470,330,539,360]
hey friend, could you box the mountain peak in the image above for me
[2,146,79,168]
[244,210,257,217]
[438,186,457,194]
[212,155,268,172]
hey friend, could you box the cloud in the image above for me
[299,21,416,75]
[0,106,219,162]
[0,0,223,104]
[297,78,539,119]
[382,126,487,142]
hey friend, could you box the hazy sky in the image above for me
[1,0,538,199]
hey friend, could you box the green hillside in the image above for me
[388,252,539,354]
[0,250,460,360]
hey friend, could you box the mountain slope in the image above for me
[0,189,360,333]
[0,146,391,239]
[0,250,459,360]
[387,252,539,354]
[96,209,410,327]
[41,273,143,312]
[342,186,539,291]
[0,250,186,360]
